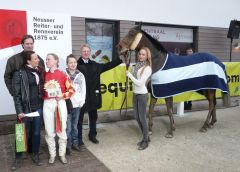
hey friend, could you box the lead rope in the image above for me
[120,51,132,118]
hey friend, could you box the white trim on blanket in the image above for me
[151,61,227,85]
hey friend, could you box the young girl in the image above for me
[126,47,152,150]
[43,53,75,164]
[65,54,86,155]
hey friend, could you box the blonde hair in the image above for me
[47,53,59,67]
[80,44,91,52]
[139,47,152,76]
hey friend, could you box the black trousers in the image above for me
[78,107,98,144]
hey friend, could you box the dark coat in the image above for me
[4,51,45,96]
[77,57,122,111]
[12,67,44,115]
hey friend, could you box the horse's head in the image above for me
[117,26,143,56]
[118,26,168,73]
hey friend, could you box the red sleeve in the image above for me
[62,76,75,99]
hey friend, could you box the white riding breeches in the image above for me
[43,99,67,157]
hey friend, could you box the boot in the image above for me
[11,158,21,171]
[49,156,55,164]
[72,144,80,151]
[137,137,150,146]
[31,153,43,166]
[138,141,148,150]
[89,137,99,144]
[59,155,67,164]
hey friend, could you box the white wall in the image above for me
[0,0,239,28]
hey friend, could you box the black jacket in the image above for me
[4,51,45,96]
[77,58,122,111]
[12,66,44,115]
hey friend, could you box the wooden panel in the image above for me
[71,16,86,57]
[196,27,240,62]
[119,21,136,40]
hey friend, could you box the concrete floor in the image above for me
[1,98,239,172]
[84,106,240,172]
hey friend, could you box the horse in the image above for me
[118,26,228,138]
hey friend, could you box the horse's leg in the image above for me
[209,92,217,127]
[148,95,157,134]
[200,90,215,132]
[165,97,175,138]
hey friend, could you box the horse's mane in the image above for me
[140,29,168,53]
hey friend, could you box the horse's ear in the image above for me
[134,23,142,31]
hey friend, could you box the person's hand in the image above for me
[18,113,25,120]
[126,71,130,77]
[55,96,63,102]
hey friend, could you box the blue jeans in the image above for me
[16,109,42,159]
[67,107,80,148]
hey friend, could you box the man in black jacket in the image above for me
[77,44,122,145]
[4,34,45,96]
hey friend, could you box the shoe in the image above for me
[138,141,148,150]
[11,159,21,171]
[49,156,55,164]
[31,154,43,166]
[66,148,71,155]
[72,144,80,151]
[59,156,67,164]
[89,137,99,144]
[137,137,150,146]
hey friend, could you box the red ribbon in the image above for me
[55,105,62,133]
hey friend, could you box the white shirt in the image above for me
[82,58,89,63]
[65,71,86,108]
[127,66,152,94]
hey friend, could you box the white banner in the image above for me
[142,25,193,43]
[0,10,71,115]
[27,11,72,70]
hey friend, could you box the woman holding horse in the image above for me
[126,47,152,150]
[119,26,228,138]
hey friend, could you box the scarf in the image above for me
[133,61,146,78]
[24,65,44,98]
[25,65,42,84]
[66,68,80,81]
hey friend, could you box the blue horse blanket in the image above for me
[151,53,228,98]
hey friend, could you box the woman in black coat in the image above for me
[77,44,122,145]
[11,51,44,170]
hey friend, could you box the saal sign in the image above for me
[142,25,193,43]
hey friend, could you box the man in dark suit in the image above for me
[77,44,122,145]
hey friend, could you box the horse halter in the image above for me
[119,49,132,118]
[119,32,143,117]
